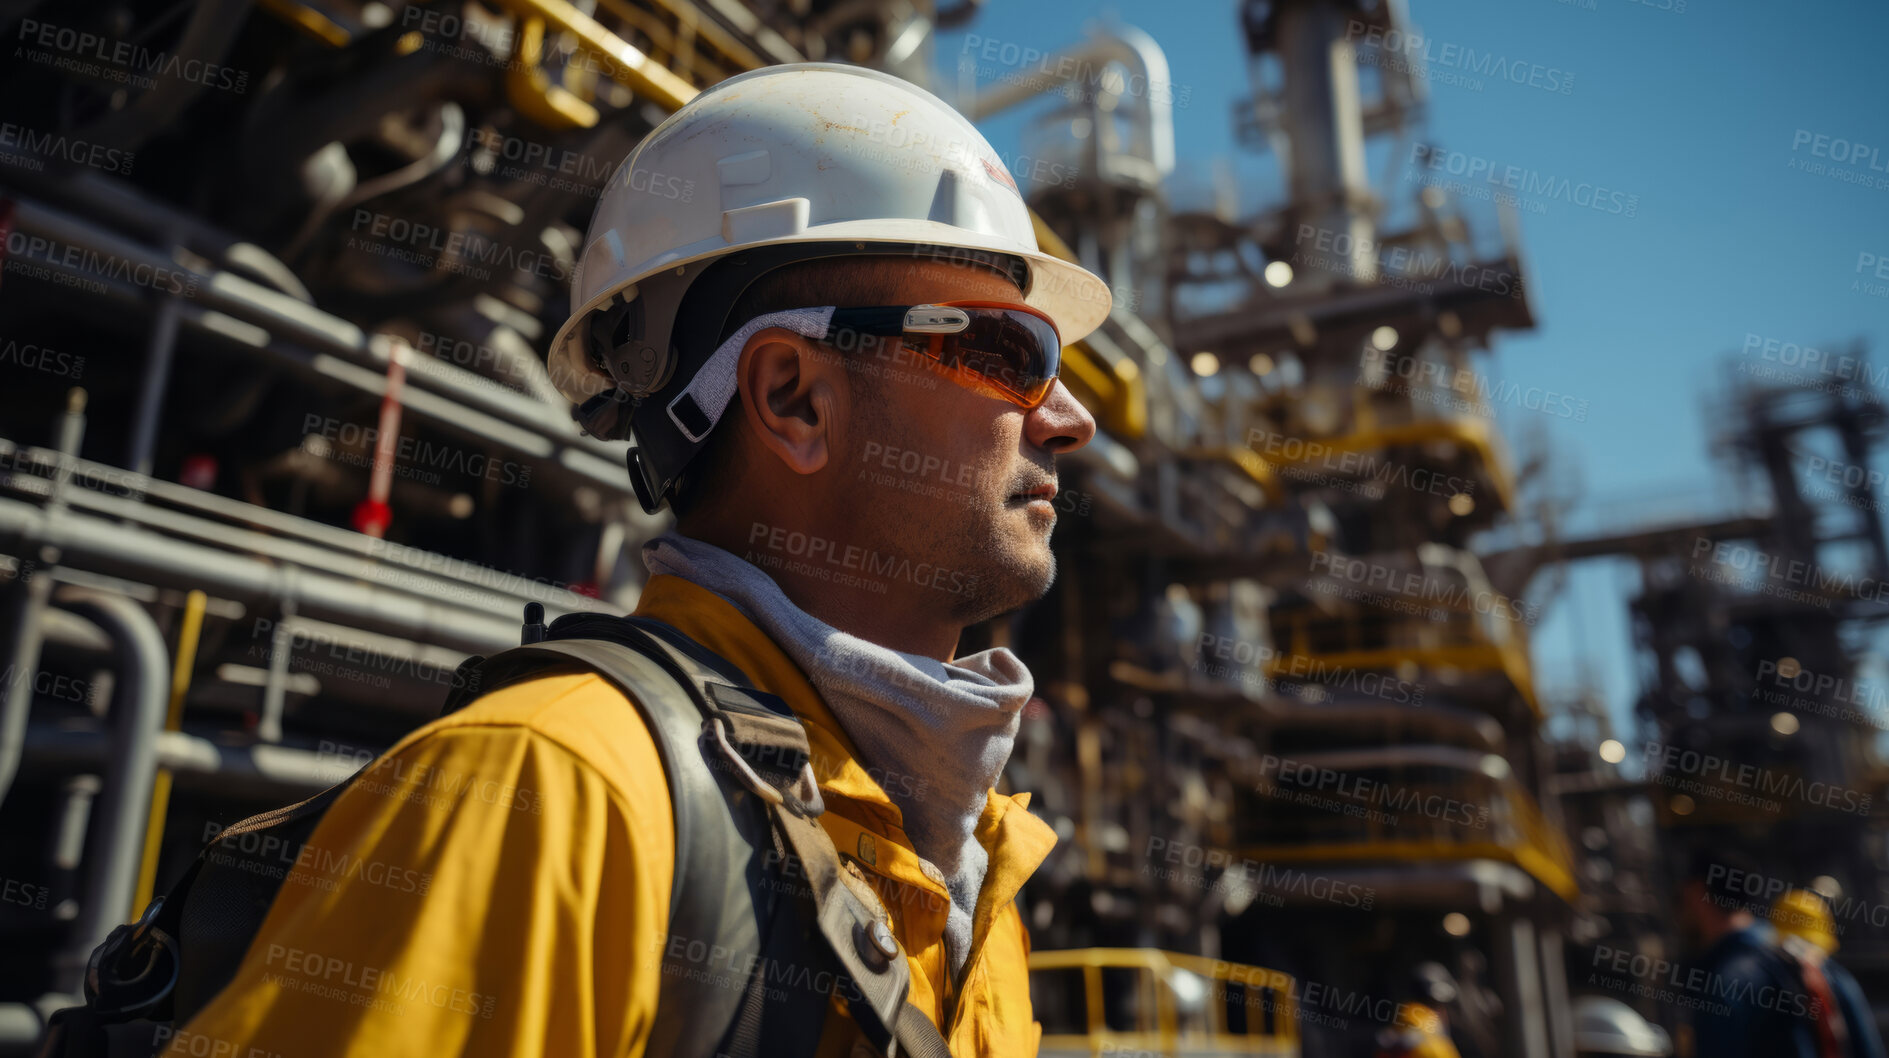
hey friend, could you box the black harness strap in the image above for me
[511,617,956,1057]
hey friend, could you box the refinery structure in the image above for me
[1,1,1885,1056]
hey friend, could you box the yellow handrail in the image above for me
[1251,415,1517,513]
[1031,948,1301,1055]
[256,0,351,46]
[1268,605,1540,718]
[1240,770,1580,903]
[600,0,770,76]
[495,0,700,112]
[131,589,207,917]
[1267,641,1538,717]
[1235,837,1579,904]
[506,16,602,129]
[1180,445,1283,501]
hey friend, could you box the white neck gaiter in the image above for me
[642,532,1030,975]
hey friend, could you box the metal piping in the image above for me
[0,1001,55,1053]
[690,0,804,66]
[594,0,769,75]
[36,607,115,659]
[51,775,101,907]
[0,393,85,811]
[0,498,534,655]
[961,25,1175,178]
[0,453,615,621]
[49,589,170,993]
[1265,700,1508,751]
[4,197,636,497]
[238,47,489,205]
[1276,0,1375,284]
[24,727,350,801]
[0,559,55,811]
[1260,860,1536,908]
[0,156,307,304]
[1266,743,1508,774]
[128,299,182,478]
[76,0,256,153]
[258,584,297,744]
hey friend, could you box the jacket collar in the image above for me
[632,573,1056,905]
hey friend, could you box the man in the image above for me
[1677,848,1816,1057]
[1770,888,1886,1058]
[175,62,1111,1056]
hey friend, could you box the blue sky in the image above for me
[932,0,1889,740]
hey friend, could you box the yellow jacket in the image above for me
[1378,1003,1462,1058]
[176,573,1057,1057]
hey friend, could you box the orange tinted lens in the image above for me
[935,308,1060,407]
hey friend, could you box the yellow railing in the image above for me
[1030,948,1300,1057]
[506,16,602,129]
[1508,782,1580,900]
[256,0,350,45]
[1180,445,1283,502]
[1239,777,1580,904]
[595,0,771,84]
[1252,414,1517,514]
[1270,608,1539,717]
[495,0,699,113]
[259,0,704,114]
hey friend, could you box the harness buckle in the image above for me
[85,896,181,1020]
[708,716,824,817]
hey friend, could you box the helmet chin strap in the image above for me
[664,307,838,444]
[572,388,635,443]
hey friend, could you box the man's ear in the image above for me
[735,328,842,477]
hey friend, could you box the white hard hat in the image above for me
[546,62,1113,511]
[1571,996,1672,1057]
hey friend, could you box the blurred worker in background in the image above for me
[1373,963,1464,1058]
[1570,996,1672,1058]
[176,61,1110,1057]
[1445,950,1505,1058]
[1676,847,1814,1057]
[1770,888,1886,1058]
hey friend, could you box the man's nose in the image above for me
[1025,378,1097,454]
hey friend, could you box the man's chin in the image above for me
[1000,505,1058,567]
[938,535,1053,625]
[991,541,1060,613]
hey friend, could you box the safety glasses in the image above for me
[824,301,1063,409]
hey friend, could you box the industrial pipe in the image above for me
[3,196,635,496]
[0,439,616,618]
[0,392,85,810]
[47,589,170,994]
[23,726,349,801]
[0,497,531,655]
[961,25,1176,179]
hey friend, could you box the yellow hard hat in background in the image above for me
[1772,888,1839,954]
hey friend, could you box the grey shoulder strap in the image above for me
[504,619,956,1058]
[490,635,804,1058]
